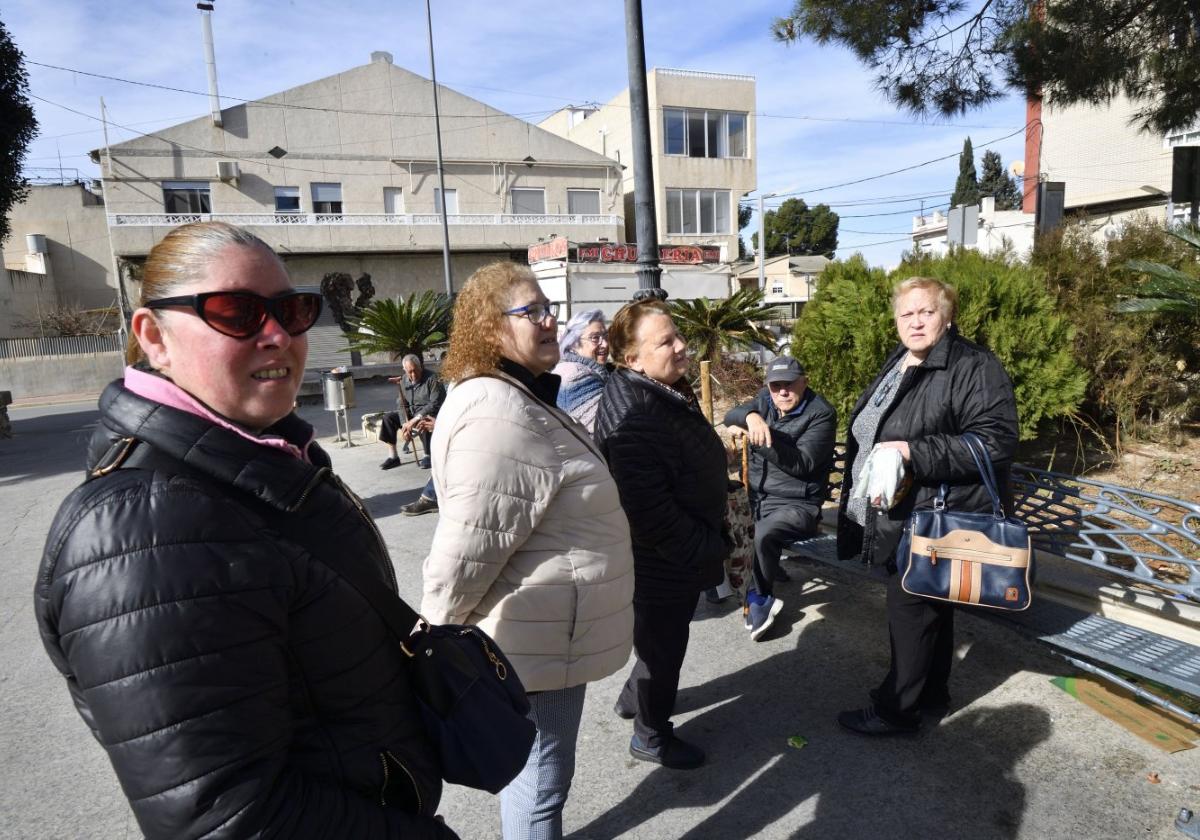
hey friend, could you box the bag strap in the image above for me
[90,436,427,646]
[960,432,1004,517]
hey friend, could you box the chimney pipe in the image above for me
[197,2,223,127]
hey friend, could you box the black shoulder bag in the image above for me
[91,437,537,794]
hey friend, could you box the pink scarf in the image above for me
[124,366,311,461]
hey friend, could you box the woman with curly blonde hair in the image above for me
[422,262,634,839]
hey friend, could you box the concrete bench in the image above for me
[783,444,1200,722]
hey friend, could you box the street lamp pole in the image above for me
[757,192,776,291]
[425,0,453,297]
[624,0,665,300]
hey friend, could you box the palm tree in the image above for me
[670,287,780,362]
[343,291,453,360]
[1116,227,1200,315]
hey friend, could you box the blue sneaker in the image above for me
[748,593,783,641]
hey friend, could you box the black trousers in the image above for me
[618,595,697,748]
[874,573,955,727]
[378,412,430,454]
[751,502,820,597]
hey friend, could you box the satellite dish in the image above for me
[1009,160,1025,178]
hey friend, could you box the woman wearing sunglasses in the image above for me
[552,309,611,433]
[35,222,457,839]
[422,262,633,840]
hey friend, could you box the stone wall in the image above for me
[0,352,124,402]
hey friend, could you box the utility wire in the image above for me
[27,58,1018,132]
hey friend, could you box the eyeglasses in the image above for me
[581,332,608,345]
[144,288,323,339]
[503,301,560,324]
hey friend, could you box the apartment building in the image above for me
[539,68,757,264]
[89,52,624,302]
[1024,92,1190,232]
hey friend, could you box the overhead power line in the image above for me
[28,58,1019,132]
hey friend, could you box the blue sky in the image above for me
[5,0,1029,268]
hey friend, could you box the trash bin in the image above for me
[322,369,355,411]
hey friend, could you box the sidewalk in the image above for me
[2,384,1197,839]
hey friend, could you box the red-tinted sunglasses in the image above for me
[144,288,323,339]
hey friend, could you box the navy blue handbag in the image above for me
[400,618,536,794]
[895,433,1033,611]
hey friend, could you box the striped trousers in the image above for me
[499,683,587,840]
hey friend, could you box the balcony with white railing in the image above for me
[107,212,623,227]
[105,212,627,256]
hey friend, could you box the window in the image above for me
[771,285,785,295]
[434,188,458,215]
[383,187,404,214]
[727,113,747,158]
[665,189,731,235]
[662,109,749,159]
[567,189,600,216]
[509,188,546,215]
[274,186,301,213]
[664,109,686,155]
[311,182,343,215]
[162,181,211,214]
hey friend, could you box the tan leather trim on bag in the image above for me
[911,530,1030,567]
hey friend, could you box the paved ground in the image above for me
[2,380,1198,839]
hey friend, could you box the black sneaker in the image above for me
[379,456,401,470]
[417,456,431,469]
[629,735,705,769]
[400,496,438,516]
[613,700,636,720]
[837,706,919,736]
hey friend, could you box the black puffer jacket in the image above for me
[724,387,838,514]
[594,369,728,602]
[35,381,455,840]
[837,326,1019,564]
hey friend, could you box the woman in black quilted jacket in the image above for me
[835,276,1018,737]
[34,222,457,840]
[593,298,729,771]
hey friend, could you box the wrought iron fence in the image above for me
[0,333,123,359]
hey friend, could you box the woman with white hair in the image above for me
[552,309,610,432]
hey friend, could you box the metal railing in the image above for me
[0,333,123,359]
[108,212,623,228]
[656,67,755,82]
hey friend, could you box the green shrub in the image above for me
[792,250,1087,441]
[1032,217,1200,440]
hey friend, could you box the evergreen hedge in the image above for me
[792,249,1087,440]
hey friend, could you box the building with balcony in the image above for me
[539,68,756,265]
[89,51,624,302]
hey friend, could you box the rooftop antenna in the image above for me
[197,1,223,127]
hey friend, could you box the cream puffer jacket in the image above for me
[421,372,635,692]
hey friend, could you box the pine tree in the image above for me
[950,138,979,209]
[978,150,1022,211]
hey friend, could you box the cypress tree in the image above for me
[979,150,1022,210]
[950,137,979,209]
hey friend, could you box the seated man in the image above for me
[724,356,837,641]
[379,354,445,470]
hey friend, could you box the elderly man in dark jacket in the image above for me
[379,354,445,470]
[725,356,837,640]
